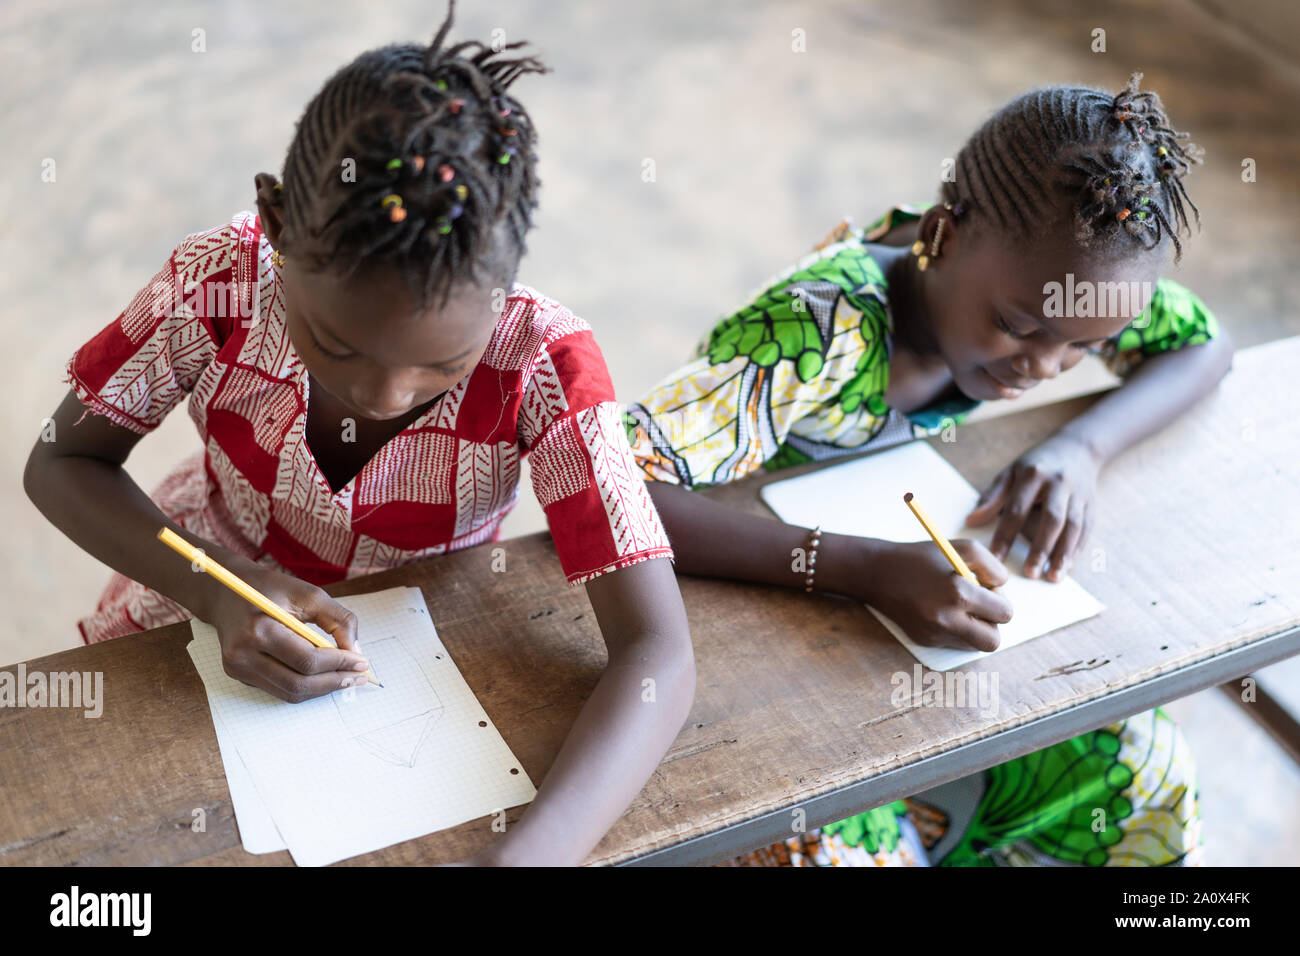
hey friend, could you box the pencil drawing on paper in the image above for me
[333,635,444,767]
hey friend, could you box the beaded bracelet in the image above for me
[803,525,823,593]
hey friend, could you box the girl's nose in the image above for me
[1017,345,1067,382]
[353,378,415,419]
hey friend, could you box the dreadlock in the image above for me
[940,72,1202,262]
[277,0,549,309]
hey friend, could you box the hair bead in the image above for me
[937,71,1199,264]
[381,193,406,222]
[277,1,548,309]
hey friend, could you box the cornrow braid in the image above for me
[278,0,549,309]
[940,72,1203,262]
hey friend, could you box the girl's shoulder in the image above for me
[156,209,265,349]
[481,282,595,375]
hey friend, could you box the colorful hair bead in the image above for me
[381,194,406,222]
[435,216,452,235]
[449,98,464,114]
[385,158,403,171]
[499,126,517,137]
[1116,208,1131,221]
[1157,146,1168,156]
[448,203,464,220]
[411,155,425,172]
[497,146,516,164]
[454,183,468,200]
[434,79,448,91]
[437,164,454,182]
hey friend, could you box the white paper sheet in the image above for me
[760,441,1104,670]
[187,586,537,865]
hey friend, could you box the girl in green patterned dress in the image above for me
[625,74,1233,866]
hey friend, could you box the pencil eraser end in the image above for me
[903,492,913,503]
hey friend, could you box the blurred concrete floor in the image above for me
[2,0,1298,863]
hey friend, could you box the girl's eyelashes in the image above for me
[995,312,1033,340]
[302,315,476,373]
[305,323,356,360]
[997,311,1108,351]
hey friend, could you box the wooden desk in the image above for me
[2,340,1297,867]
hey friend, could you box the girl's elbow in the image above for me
[22,445,51,507]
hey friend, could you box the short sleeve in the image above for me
[1094,278,1220,378]
[517,313,675,587]
[625,241,893,487]
[64,220,240,434]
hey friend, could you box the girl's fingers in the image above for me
[1025,483,1071,579]
[946,613,1003,653]
[291,586,361,653]
[957,576,1015,625]
[951,538,1009,589]
[254,618,370,676]
[1046,497,1087,581]
[243,651,365,703]
[966,467,1014,525]
[989,470,1044,560]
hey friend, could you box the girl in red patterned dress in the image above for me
[23,5,694,866]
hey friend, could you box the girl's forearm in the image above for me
[1057,334,1234,467]
[645,480,880,600]
[24,453,245,623]
[479,634,696,866]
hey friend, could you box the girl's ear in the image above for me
[253,172,285,246]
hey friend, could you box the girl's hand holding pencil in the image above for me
[157,529,373,703]
[837,519,1015,652]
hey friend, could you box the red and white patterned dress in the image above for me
[65,211,674,643]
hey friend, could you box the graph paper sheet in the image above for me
[760,441,1104,671]
[187,586,537,866]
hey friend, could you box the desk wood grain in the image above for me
[3,339,1297,866]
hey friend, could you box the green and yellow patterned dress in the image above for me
[627,205,1216,867]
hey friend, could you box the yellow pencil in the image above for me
[156,527,381,687]
[903,492,979,584]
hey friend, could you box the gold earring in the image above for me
[910,239,926,271]
[914,218,947,272]
[271,250,285,267]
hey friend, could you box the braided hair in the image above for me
[277,1,549,309]
[940,72,1202,262]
